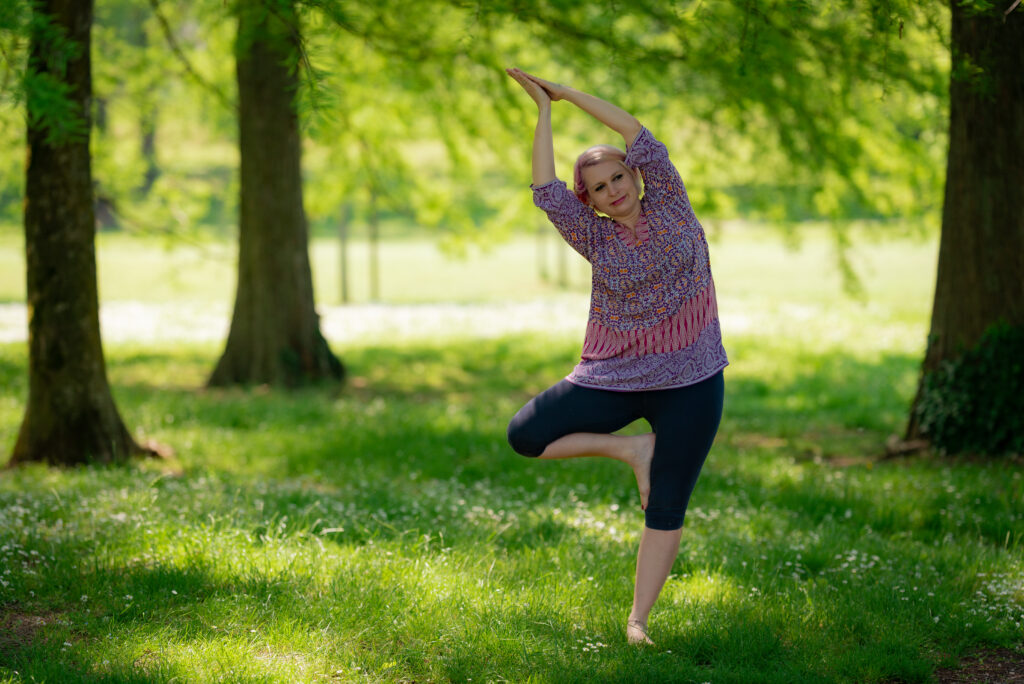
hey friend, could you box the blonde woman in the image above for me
[505,68,728,645]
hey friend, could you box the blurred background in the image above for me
[0,0,950,362]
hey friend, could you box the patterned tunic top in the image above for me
[532,127,728,391]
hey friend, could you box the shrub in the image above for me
[915,322,1024,456]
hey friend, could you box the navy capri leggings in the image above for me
[507,371,724,531]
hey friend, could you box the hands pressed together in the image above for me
[506,68,567,107]
[506,66,642,186]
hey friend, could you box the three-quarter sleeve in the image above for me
[532,179,600,262]
[624,127,688,207]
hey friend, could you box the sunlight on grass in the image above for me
[665,572,743,607]
[2,231,1023,682]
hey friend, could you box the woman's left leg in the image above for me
[536,432,656,510]
[507,380,654,506]
[627,371,725,643]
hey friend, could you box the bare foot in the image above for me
[625,433,655,510]
[626,618,655,645]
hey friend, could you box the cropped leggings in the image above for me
[507,371,724,531]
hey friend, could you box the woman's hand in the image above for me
[506,67,552,108]
[521,71,569,102]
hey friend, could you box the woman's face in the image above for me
[581,160,640,220]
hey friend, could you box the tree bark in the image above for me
[10,0,147,466]
[906,3,1024,440]
[209,0,343,387]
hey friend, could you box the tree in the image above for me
[904,2,1024,452]
[9,0,151,466]
[208,0,343,386]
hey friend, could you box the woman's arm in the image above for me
[520,71,643,148]
[507,68,600,261]
[507,68,556,186]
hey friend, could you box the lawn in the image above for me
[0,229,1021,682]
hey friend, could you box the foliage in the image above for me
[1,1,92,147]
[295,0,543,249]
[0,3,66,223]
[89,0,239,236]
[481,0,949,223]
[0,0,950,242]
[915,322,1024,456]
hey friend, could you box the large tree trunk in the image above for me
[10,0,147,466]
[209,0,343,387]
[905,3,1024,441]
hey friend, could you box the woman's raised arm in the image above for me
[517,70,643,149]
[506,68,557,187]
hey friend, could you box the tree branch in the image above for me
[146,0,232,110]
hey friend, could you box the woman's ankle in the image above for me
[627,611,648,626]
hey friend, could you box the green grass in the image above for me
[1,230,1021,682]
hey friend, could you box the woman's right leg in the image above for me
[507,380,654,507]
[627,526,683,644]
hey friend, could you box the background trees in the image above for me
[209,0,342,386]
[10,0,149,465]
[1,0,1020,457]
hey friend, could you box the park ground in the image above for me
[0,228,1022,682]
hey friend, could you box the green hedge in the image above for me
[916,322,1024,456]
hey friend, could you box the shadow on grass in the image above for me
[2,339,1020,682]
[4,334,916,437]
[0,530,821,683]
[5,337,1017,550]
[0,470,667,681]
[0,558,425,682]
[91,337,919,462]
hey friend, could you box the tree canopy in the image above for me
[0,0,950,241]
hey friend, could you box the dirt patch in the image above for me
[0,609,56,655]
[132,647,164,674]
[935,648,1024,683]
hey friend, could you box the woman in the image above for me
[504,68,728,646]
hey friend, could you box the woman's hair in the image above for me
[573,144,640,205]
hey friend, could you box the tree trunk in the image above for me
[139,103,159,196]
[368,188,380,302]
[339,204,351,304]
[10,0,147,467]
[905,3,1024,440]
[209,0,343,387]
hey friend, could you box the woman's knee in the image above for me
[643,507,685,531]
[506,414,546,457]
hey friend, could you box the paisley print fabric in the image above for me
[532,127,728,390]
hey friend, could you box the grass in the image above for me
[0,229,1022,682]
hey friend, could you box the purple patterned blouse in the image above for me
[532,127,728,391]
